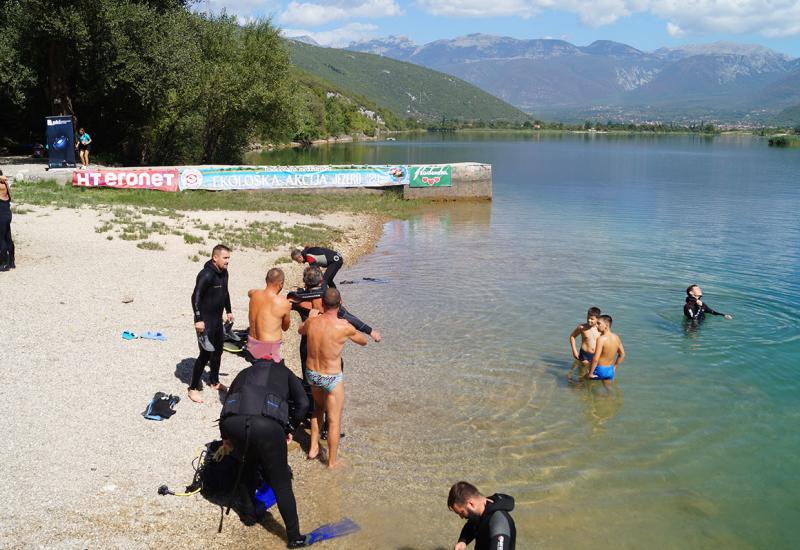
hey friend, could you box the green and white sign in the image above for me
[409,165,452,187]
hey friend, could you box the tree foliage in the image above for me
[0,1,350,164]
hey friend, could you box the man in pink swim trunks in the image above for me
[247,267,291,363]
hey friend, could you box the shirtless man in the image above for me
[247,267,291,363]
[298,288,367,468]
[588,315,626,391]
[569,307,601,366]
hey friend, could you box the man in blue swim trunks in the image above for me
[588,315,625,390]
[298,288,368,469]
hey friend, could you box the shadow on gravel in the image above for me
[174,357,230,397]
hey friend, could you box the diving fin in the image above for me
[305,517,360,545]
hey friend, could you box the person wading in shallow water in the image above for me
[0,173,15,272]
[684,284,733,325]
[448,481,517,550]
[188,244,233,403]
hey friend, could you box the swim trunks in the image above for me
[247,337,282,362]
[578,349,594,362]
[305,370,343,393]
[593,365,615,380]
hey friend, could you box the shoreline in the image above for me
[1,200,387,548]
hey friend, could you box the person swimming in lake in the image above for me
[588,315,625,391]
[569,307,601,366]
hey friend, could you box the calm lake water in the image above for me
[248,134,800,549]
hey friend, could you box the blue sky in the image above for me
[204,0,800,56]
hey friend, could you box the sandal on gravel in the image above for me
[122,331,138,340]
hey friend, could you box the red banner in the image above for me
[72,169,180,192]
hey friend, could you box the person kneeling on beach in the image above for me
[291,246,344,288]
[219,358,310,548]
[298,288,367,469]
[587,315,625,391]
[448,481,517,550]
[247,267,291,363]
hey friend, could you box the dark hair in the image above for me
[448,481,481,509]
[266,267,284,285]
[587,307,601,318]
[323,287,341,309]
[686,285,698,296]
[303,265,323,288]
[212,244,231,257]
[599,314,613,326]
[291,249,304,261]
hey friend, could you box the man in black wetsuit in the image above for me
[219,358,310,548]
[291,246,343,288]
[448,481,516,550]
[188,245,233,403]
[684,284,733,324]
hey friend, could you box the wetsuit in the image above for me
[301,247,343,288]
[0,186,13,270]
[219,359,309,543]
[684,297,726,323]
[189,260,231,390]
[457,493,517,550]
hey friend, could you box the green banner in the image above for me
[409,165,452,187]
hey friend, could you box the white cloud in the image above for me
[414,0,800,37]
[278,0,402,26]
[282,22,380,47]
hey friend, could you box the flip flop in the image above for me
[122,331,138,340]
[141,331,167,341]
[222,341,244,353]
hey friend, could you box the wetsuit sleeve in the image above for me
[191,270,211,322]
[287,372,310,434]
[458,521,477,546]
[488,512,514,550]
[224,274,232,315]
[703,303,724,316]
[338,306,372,335]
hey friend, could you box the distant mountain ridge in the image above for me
[347,34,800,123]
[288,40,529,123]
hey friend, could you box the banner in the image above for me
[179,165,409,191]
[409,165,452,188]
[46,116,76,169]
[72,169,180,192]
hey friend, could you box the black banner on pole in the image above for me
[46,116,76,169]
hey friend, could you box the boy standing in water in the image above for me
[588,315,625,390]
[569,307,601,365]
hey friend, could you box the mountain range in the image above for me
[347,34,800,124]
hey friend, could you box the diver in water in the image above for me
[684,285,732,324]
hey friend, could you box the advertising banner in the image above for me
[72,168,180,192]
[179,165,409,191]
[409,165,452,187]
[46,116,76,169]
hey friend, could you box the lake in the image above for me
[248,133,800,549]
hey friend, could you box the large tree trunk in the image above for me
[47,40,73,117]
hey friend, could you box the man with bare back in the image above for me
[588,315,626,391]
[298,288,367,469]
[247,267,291,363]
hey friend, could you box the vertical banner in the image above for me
[409,165,452,187]
[45,116,76,169]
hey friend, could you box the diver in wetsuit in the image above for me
[188,245,233,403]
[684,285,732,324]
[219,358,310,548]
[291,246,343,288]
[448,481,516,550]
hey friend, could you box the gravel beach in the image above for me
[1,202,383,549]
